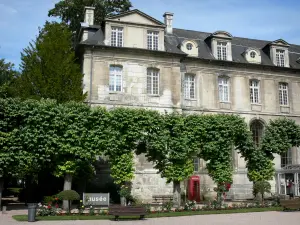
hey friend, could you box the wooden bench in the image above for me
[152,194,173,204]
[280,198,300,211]
[108,205,147,221]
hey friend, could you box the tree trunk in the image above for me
[63,173,72,211]
[0,178,3,211]
[173,181,181,207]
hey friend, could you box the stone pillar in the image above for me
[292,147,298,164]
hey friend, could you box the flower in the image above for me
[55,204,59,208]
[47,205,52,209]
[55,198,59,201]
[80,200,83,202]
[90,206,93,208]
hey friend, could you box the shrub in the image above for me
[162,200,173,212]
[56,190,80,213]
[57,190,80,201]
[252,181,271,204]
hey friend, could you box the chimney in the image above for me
[84,6,95,26]
[163,12,174,34]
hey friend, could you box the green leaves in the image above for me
[17,22,86,103]
[48,0,132,36]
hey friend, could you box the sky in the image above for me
[1,0,300,70]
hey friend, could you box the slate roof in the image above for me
[78,19,300,69]
[173,28,300,69]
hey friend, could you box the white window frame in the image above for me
[184,74,196,99]
[276,49,285,67]
[218,77,230,102]
[111,27,123,47]
[217,41,227,60]
[109,65,123,92]
[147,68,159,95]
[193,158,199,172]
[281,148,292,168]
[250,80,260,104]
[279,83,288,106]
[147,31,159,50]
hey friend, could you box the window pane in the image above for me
[279,83,288,105]
[250,120,264,147]
[281,149,292,168]
[193,158,199,172]
[111,27,123,47]
[184,74,195,99]
[109,66,122,92]
[147,31,159,50]
[218,77,229,102]
[147,69,159,95]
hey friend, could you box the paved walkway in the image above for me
[1,211,300,225]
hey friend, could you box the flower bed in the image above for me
[13,207,283,221]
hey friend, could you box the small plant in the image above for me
[56,190,80,214]
[37,203,61,216]
[89,206,95,216]
[162,200,173,212]
[184,200,196,211]
[252,181,271,205]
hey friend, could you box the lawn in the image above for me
[13,207,283,221]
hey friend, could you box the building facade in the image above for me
[77,7,300,201]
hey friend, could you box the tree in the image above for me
[253,181,271,205]
[0,59,18,98]
[48,0,132,36]
[17,22,86,103]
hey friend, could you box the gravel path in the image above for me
[1,211,300,225]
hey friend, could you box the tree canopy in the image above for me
[48,0,132,35]
[16,22,86,103]
[1,98,300,205]
[0,59,18,98]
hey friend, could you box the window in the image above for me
[184,74,195,99]
[250,80,260,104]
[279,83,288,105]
[217,42,227,60]
[147,31,159,50]
[276,49,285,67]
[250,51,256,58]
[193,158,199,172]
[147,68,159,95]
[186,43,193,50]
[281,149,292,168]
[250,120,264,147]
[218,77,229,102]
[109,66,122,92]
[111,27,123,47]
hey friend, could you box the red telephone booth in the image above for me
[188,176,200,203]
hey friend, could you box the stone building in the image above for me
[77,7,300,201]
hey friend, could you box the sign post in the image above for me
[83,193,110,206]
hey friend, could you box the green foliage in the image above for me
[48,0,132,36]
[17,22,86,103]
[253,181,271,203]
[57,190,80,201]
[0,59,18,98]
[118,185,131,199]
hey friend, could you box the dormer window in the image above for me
[181,40,198,57]
[207,31,232,61]
[276,49,285,67]
[250,52,256,58]
[111,27,123,47]
[186,43,193,50]
[147,31,159,50]
[244,49,261,64]
[217,42,227,60]
[265,39,290,68]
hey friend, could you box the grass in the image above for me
[13,207,283,221]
